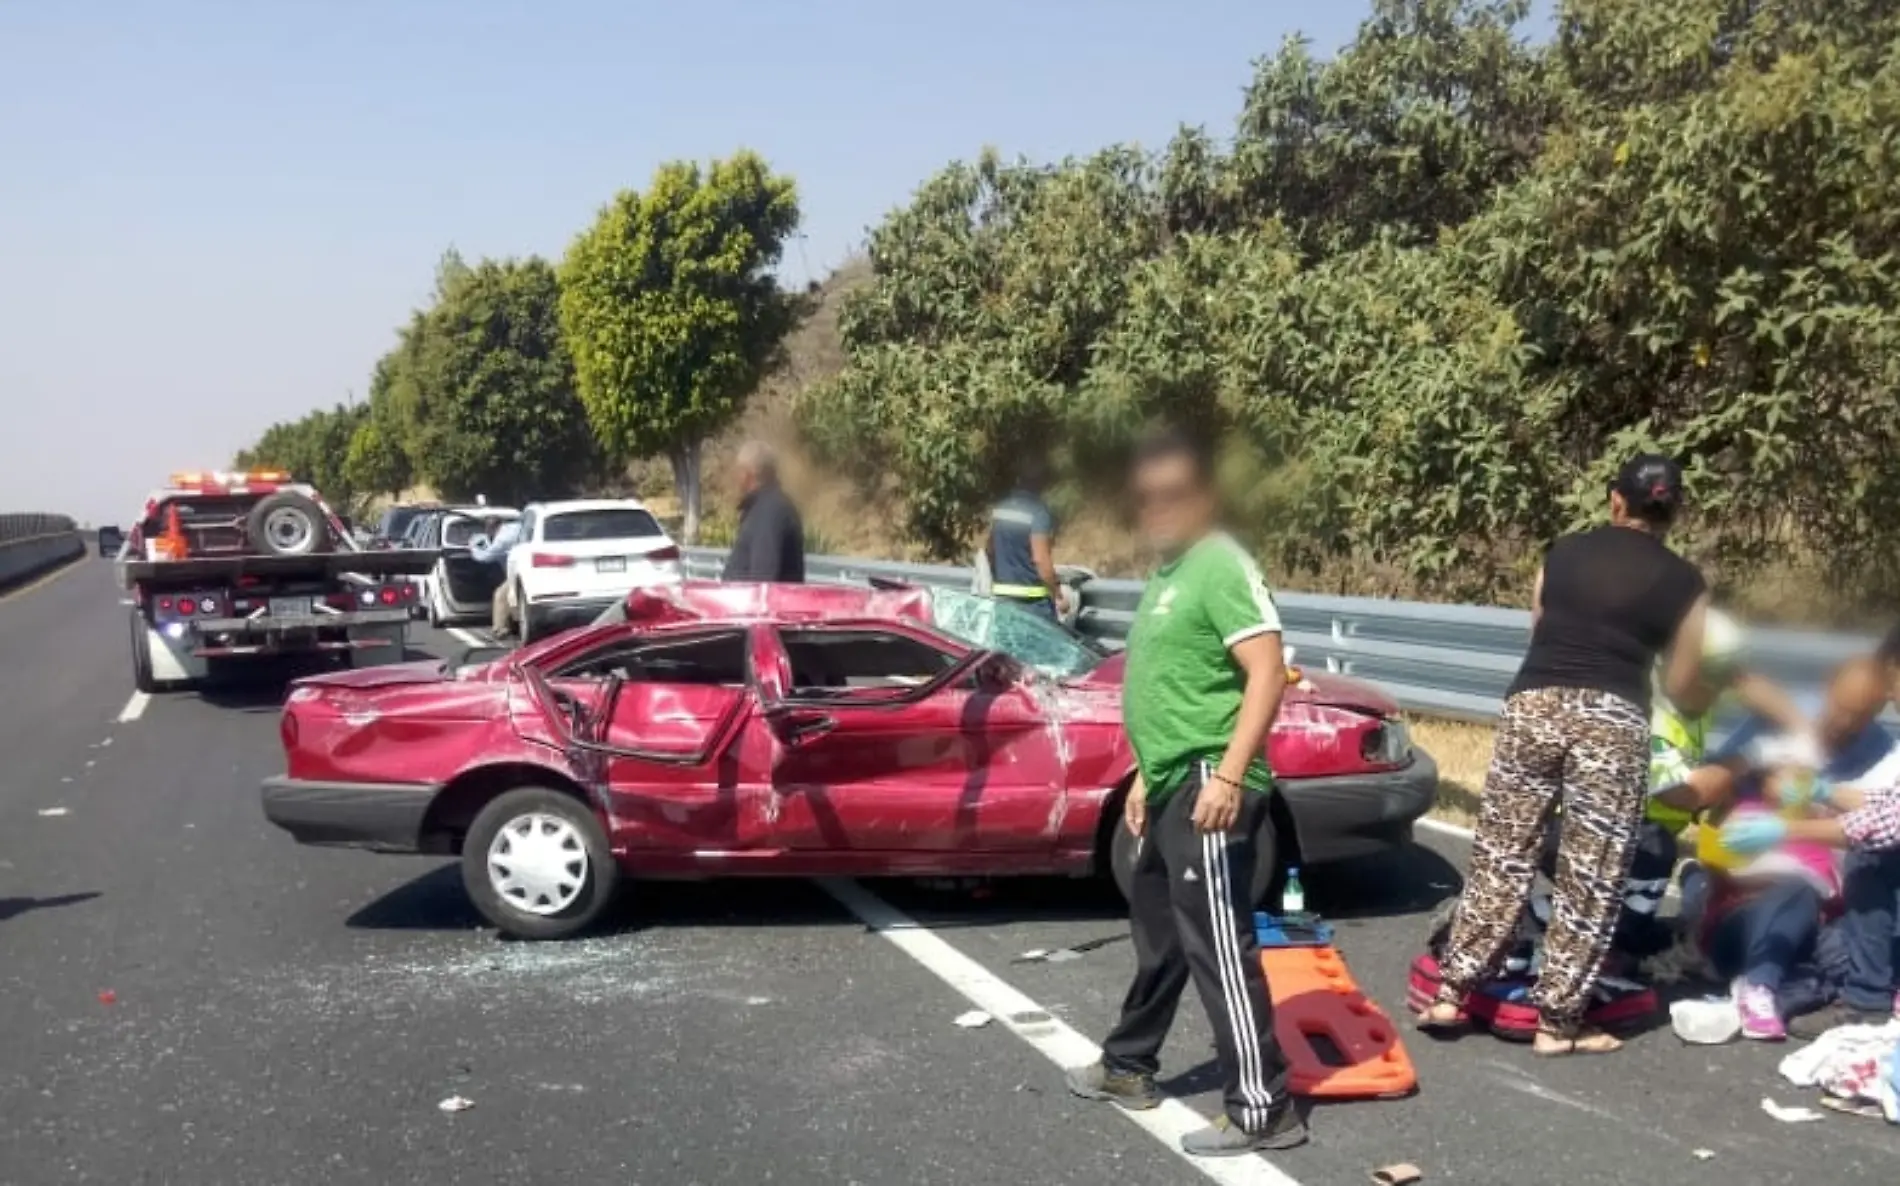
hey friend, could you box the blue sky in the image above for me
[1,0,1514,525]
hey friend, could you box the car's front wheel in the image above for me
[1108,800,1281,911]
[461,787,619,940]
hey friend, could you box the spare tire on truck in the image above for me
[245,491,333,557]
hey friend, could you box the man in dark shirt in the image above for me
[721,441,805,583]
[986,458,1064,620]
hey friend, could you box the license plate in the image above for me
[269,597,312,618]
[595,557,626,573]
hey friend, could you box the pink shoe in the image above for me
[1735,980,1787,1041]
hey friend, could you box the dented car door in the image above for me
[757,622,1066,856]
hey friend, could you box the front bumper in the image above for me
[261,775,440,852]
[1279,750,1439,865]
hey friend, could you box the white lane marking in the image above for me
[819,879,1306,1186]
[116,692,150,723]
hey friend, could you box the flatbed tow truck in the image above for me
[119,471,441,692]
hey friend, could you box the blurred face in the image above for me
[735,459,761,498]
[1132,452,1216,560]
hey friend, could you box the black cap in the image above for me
[1612,453,1685,523]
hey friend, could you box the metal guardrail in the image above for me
[683,547,1887,724]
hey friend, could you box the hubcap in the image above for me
[263,507,316,553]
[486,812,589,916]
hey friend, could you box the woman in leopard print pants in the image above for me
[1418,456,1710,1056]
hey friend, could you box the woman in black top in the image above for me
[1417,455,1709,1055]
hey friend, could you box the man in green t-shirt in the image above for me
[1065,428,1303,1157]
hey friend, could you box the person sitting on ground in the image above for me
[1719,630,1900,1037]
[1675,653,1898,1038]
[1603,610,1809,958]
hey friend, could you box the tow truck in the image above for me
[119,471,441,692]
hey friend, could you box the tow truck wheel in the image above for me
[462,787,618,940]
[128,609,159,694]
[245,491,332,557]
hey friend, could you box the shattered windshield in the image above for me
[926,588,1105,680]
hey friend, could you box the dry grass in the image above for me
[1408,715,1496,828]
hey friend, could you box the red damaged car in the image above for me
[262,581,1436,939]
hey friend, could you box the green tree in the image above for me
[559,152,800,541]
[235,402,369,513]
[402,256,597,505]
[354,255,597,507]
[343,415,410,501]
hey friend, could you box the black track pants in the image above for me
[1101,766,1290,1130]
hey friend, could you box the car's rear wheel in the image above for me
[516,588,541,644]
[462,787,618,940]
[1108,799,1281,910]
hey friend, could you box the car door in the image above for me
[754,622,1066,856]
[531,626,771,854]
[440,515,510,611]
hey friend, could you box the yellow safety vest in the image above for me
[1647,699,1713,833]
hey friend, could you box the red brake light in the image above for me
[531,552,575,568]
[177,597,197,615]
[158,596,174,611]
[649,544,681,562]
[378,588,398,605]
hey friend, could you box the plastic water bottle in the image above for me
[1282,867,1305,916]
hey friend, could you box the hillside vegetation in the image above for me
[796,0,1900,618]
[240,1,1900,622]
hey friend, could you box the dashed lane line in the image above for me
[820,878,1306,1186]
[116,692,150,723]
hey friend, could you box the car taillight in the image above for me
[531,552,575,568]
[648,544,681,562]
[199,597,219,615]
[177,597,197,615]
[378,587,398,605]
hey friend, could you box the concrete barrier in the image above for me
[0,532,85,589]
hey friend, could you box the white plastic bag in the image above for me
[1671,996,1741,1045]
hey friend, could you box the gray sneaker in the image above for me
[1180,1109,1309,1157]
[1064,1062,1162,1111]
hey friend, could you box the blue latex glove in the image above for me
[1721,814,1789,855]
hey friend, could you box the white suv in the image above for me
[506,499,682,641]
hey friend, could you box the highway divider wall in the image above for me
[0,513,85,588]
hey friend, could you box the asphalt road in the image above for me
[2,559,1895,1185]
